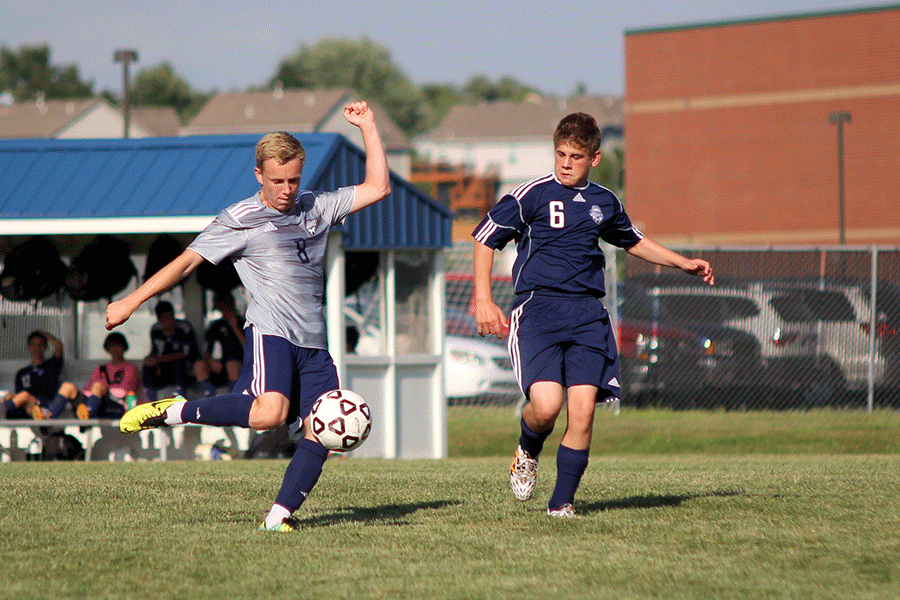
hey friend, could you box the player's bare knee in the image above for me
[248,393,289,430]
[524,403,561,430]
[59,381,79,399]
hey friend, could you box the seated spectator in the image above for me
[143,301,205,401]
[196,292,245,395]
[2,330,78,420]
[76,332,145,419]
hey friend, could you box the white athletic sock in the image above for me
[163,401,186,426]
[264,504,292,529]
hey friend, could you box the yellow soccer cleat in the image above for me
[258,517,300,532]
[118,396,184,433]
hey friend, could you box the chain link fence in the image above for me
[3,244,897,413]
[445,244,900,412]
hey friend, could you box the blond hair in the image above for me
[255,132,306,171]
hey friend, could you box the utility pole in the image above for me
[114,49,138,138]
[829,111,851,245]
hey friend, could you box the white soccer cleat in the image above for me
[547,503,576,518]
[509,444,538,501]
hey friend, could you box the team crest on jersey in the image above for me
[305,220,317,236]
[590,205,604,224]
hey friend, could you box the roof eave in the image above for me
[0,215,216,236]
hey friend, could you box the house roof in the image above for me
[0,98,103,138]
[0,97,184,139]
[0,133,451,254]
[423,95,623,142]
[131,107,183,137]
[183,88,411,151]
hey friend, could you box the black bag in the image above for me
[65,236,137,301]
[0,236,67,301]
[144,234,184,282]
[41,432,85,461]
[196,259,241,292]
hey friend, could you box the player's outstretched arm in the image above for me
[473,241,509,338]
[106,249,207,330]
[626,237,715,285]
[345,101,391,213]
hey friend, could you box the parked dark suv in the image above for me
[618,280,765,407]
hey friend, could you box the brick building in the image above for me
[623,5,900,246]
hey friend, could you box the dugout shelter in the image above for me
[0,133,453,459]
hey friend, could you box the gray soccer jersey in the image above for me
[189,187,355,349]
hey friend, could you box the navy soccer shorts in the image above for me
[233,326,339,423]
[508,292,621,401]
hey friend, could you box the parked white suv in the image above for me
[766,280,900,391]
[625,277,825,392]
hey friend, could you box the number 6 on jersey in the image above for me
[549,201,565,228]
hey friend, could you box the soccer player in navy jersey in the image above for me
[2,330,79,420]
[197,292,245,392]
[107,101,391,531]
[473,112,714,517]
[142,301,204,401]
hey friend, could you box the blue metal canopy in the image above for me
[0,133,452,250]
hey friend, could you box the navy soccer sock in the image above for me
[179,393,254,428]
[518,418,553,459]
[274,438,329,512]
[46,392,69,418]
[83,393,103,418]
[548,445,590,510]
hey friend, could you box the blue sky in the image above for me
[1,0,891,97]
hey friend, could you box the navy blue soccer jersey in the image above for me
[205,317,245,362]
[148,320,200,363]
[14,355,63,402]
[473,174,643,297]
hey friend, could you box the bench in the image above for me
[1,359,252,462]
[0,419,252,462]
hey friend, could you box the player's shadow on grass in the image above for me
[579,490,744,514]
[297,500,462,527]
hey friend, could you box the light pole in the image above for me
[113,49,138,138]
[829,111,851,245]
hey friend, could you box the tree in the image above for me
[420,83,464,130]
[0,44,93,101]
[420,76,540,131]
[131,62,206,121]
[272,37,427,136]
[462,75,537,103]
[590,146,625,197]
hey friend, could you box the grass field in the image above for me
[2,408,900,600]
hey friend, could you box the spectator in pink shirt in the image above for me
[76,332,145,420]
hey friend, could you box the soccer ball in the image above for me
[310,389,371,452]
